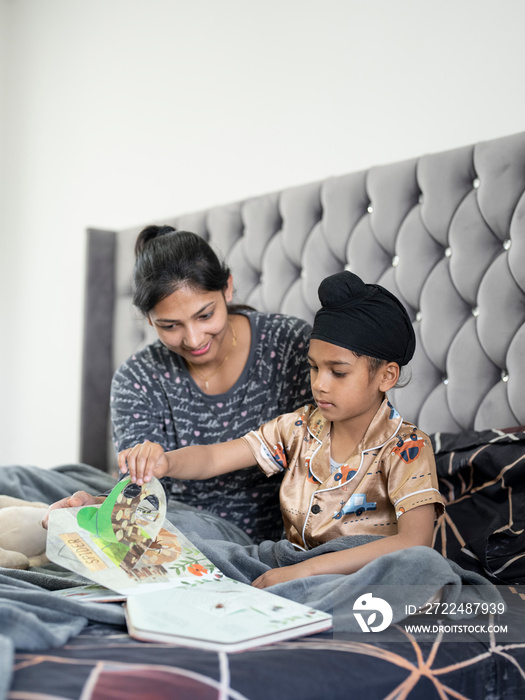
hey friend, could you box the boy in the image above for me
[120,271,444,588]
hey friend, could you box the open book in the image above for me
[46,476,224,596]
[125,577,332,653]
[46,476,332,652]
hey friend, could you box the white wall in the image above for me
[1,0,524,467]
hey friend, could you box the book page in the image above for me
[126,579,332,650]
[46,477,223,595]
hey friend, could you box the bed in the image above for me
[4,131,525,700]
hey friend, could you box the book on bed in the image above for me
[46,476,332,651]
[125,577,332,653]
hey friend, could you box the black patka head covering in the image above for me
[311,271,416,366]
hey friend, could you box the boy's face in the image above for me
[307,339,396,426]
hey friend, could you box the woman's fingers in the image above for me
[41,491,100,529]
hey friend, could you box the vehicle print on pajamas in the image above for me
[392,432,425,464]
[271,443,286,469]
[305,457,317,484]
[260,443,287,471]
[387,401,400,421]
[333,493,377,519]
[333,465,357,484]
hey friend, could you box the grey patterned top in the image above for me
[110,311,313,542]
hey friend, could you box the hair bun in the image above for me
[134,225,177,257]
[318,271,367,309]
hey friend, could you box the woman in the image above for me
[108,225,312,541]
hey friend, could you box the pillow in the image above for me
[431,428,525,584]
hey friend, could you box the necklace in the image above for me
[186,321,237,389]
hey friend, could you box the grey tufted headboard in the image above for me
[81,131,525,472]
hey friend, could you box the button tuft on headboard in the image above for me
[83,131,525,472]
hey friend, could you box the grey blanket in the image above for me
[0,464,122,699]
[181,530,502,637]
[0,570,126,700]
[0,464,255,699]
[0,463,118,503]
[0,464,502,700]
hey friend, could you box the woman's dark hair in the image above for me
[132,225,231,314]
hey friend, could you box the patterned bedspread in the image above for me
[10,611,525,700]
[3,427,525,699]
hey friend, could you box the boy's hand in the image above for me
[118,440,169,485]
[251,561,314,589]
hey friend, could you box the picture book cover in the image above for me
[46,476,332,651]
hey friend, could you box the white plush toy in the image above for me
[0,495,50,569]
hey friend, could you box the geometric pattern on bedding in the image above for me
[12,620,525,700]
[432,427,525,584]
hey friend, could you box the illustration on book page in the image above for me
[46,476,222,595]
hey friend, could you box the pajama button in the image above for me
[311,504,321,514]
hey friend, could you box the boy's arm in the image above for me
[119,438,255,485]
[252,504,435,588]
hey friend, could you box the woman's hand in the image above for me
[118,440,170,485]
[41,491,104,529]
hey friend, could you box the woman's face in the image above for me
[148,277,233,365]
